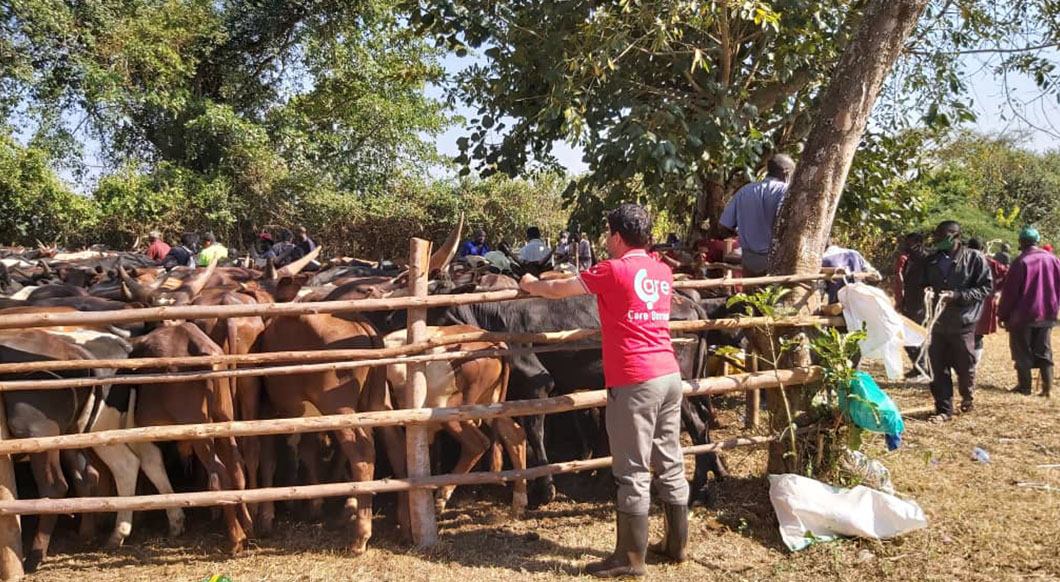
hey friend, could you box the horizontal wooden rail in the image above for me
[0,369,820,455]
[0,430,811,515]
[0,271,855,331]
[0,317,841,377]
[675,270,875,290]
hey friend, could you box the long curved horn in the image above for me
[183,258,218,299]
[264,257,278,280]
[117,261,155,303]
[428,212,464,275]
[276,245,322,279]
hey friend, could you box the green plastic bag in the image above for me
[839,371,904,436]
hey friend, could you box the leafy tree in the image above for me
[0,131,97,245]
[2,0,449,246]
[409,0,1060,233]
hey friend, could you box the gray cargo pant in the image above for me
[605,372,690,515]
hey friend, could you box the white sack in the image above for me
[768,473,928,551]
[838,283,907,380]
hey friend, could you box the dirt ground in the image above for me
[26,330,1060,581]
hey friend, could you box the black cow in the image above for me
[439,293,727,507]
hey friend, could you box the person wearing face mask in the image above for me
[913,221,993,422]
[554,230,575,265]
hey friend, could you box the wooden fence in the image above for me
[0,244,858,580]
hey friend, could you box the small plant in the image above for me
[995,205,1021,229]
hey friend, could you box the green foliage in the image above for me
[995,206,1021,230]
[0,132,98,245]
[809,326,868,394]
[726,285,795,319]
[1,0,449,248]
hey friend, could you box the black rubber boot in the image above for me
[1013,367,1033,395]
[1040,366,1053,398]
[649,503,689,563]
[585,511,648,578]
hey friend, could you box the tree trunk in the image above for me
[693,179,727,238]
[763,0,930,474]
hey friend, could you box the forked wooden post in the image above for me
[405,238,438,548]
[0,394,24,581]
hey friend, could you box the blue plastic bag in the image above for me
[839,371,905,438]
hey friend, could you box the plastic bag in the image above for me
[840,371,905,436]
[769,474,928,551]
[838,450,895,495]
[837,283,906,379]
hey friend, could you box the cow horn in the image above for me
[37,260,53,277]
[428,213,464,275]
[264,257,278,280]
[276,245,322,279]
[184,258,218,298]
[117,261,155,303]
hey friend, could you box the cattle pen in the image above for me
[0,239,869,581]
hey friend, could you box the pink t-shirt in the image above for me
[580,249,680,388]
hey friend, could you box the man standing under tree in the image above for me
[915,221,993,422]
[519,203,688,578]
[998,227,1060,397]
[718,154,795,276]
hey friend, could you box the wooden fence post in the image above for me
[0,395,23,581]
[405,238,439,548]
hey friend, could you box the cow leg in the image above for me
[363,374,411,539]
[129,441,185,538]
[334,425,375,555]
[258,435,277,536]
[236,379,262,521]
[190,440,246,554]
[493,418,528,518]
[521,414,555,508]
[298,435,325,521]
[60,450,100,542]
[681,397,726,506]
[215,434,254,535]
[692,397,728,480]
[436,421,490,513]
[92,444,141,549]
[25,451,68,573]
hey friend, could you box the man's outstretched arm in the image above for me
[519,274,588,299]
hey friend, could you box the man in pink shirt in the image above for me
[145,230,171,263]
[520,203,688,578]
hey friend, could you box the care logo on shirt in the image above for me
[633,268,670,310]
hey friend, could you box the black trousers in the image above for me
[929,329,977,416]
[1009,323,1054,371]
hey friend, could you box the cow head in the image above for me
[119,259,219,306]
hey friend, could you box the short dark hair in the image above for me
[180,232,199,247]
[607,203,653,248]
[276,228,293,243]
[203,231,217,243]
[967,237,984,250]
[935,220,961,236]
[767,154,796,179]
[526,226,541,239]
[1001,243,1012,252]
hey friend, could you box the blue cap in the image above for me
[1020,226,1041,243]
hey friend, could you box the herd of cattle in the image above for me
[0,226,737,572]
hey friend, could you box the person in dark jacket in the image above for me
[162,233,199,270]
[898,232,929,378]
[265,228,300,266]
[998,227,1060,397]
[913,221,993,421]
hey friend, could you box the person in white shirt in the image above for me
[518,226,552,264]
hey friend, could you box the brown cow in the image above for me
[382,325,527,517]
[258,312,407,553]
[130,323,252,553]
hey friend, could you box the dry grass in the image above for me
[27,331,1060,581]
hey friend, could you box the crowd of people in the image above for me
[896,223,1060,421]
[144,226,316,271]
[456,225,595,271]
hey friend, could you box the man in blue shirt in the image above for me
[719,154,795,276]
[458,229,490,258]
